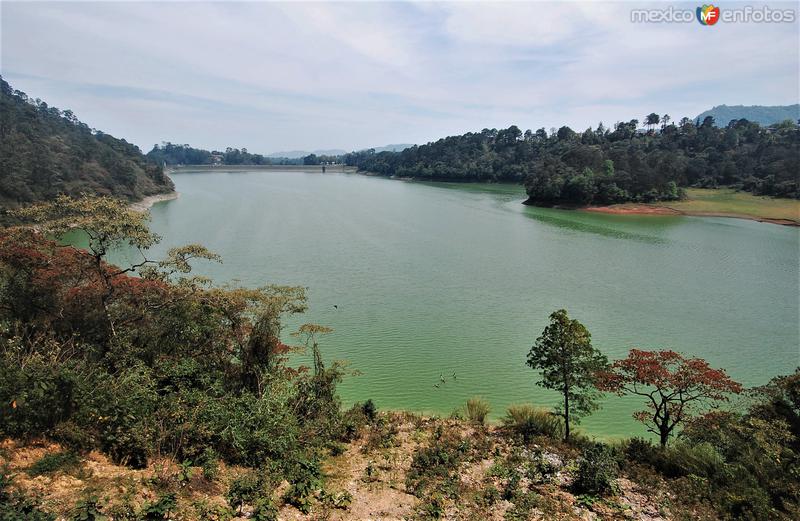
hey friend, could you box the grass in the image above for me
[663,188,800,222]
[27,450,81,477]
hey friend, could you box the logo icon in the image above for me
[697,4,721,25]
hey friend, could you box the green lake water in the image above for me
[117,169,799,438]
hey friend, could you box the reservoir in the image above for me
[137,169,799,437]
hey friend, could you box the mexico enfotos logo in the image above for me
[631,4,797,24]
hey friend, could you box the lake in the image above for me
[132,169,799,438]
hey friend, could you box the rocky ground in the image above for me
[1,413,675,520]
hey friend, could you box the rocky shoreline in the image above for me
[128,191,179,212]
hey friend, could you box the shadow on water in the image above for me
[519,205,675,244]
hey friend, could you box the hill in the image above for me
[343,117,800,204]
[696,104,800,126]
[0,78,173,210]
[267,148,347,159]
[370,143,414,153]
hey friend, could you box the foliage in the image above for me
[343,118,800,201]
[147,142,300,166]
[226,471,267,513]
[526,309,608,440]
[464,396,491,425]
[406,424,472,499]
[501,404,564,442]
[0,468,56,521]
[26,450,81,477]
[621,370,800,520]
[0,196,347,487]
[282,455,324,514]
[0,77,173,210]
[571,443,620,496]
[69,495,107,521]
[598,349,742,446]
[138,493,176,520]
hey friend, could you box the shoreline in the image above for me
[584,204,800,227]
[129,191,180,212]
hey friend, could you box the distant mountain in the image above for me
[370,143,414,153]
[268,149,347,159]
[696,104,799,127]
[268,145,413,158]
[0,78,173,209]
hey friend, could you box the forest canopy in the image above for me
[343,117,800,205]
[0,78,173,210]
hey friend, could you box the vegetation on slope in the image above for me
[0,78,173,210]
[146,143,341,167]
[343,116,800,205]
[0,195,797,520]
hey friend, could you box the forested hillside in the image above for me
[146,143,338,166]
[148,142,276,166]
[343,116,800,205]
[0,78,173,209]
[696,104,800,127]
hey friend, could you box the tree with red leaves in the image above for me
[597,349,742,447]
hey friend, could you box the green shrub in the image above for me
[69,494,105,521]
[415,492,446,519]
[138,493,176,520]
[251,496,278,521]
[406,426,471,497]
[319,489,353,510]
[659,441,727,479]
[465,397,490,425]
[226,471,264,513]
[27,450,81,477]
[360,399,377,423]
[624,437,659,466]
[502,404,564,442]
[192,500,234,521]
[283,455,323,514]
[0,468,56,521]
[572,443,619,496]
[199,448,219,481]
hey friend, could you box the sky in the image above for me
[1,1,798,154]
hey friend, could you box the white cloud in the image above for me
[1,1,797,152]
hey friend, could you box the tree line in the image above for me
[0,78,174,210]
[343,115,800,205]
[146,143,341,167]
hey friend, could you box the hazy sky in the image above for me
[2,1,798,154]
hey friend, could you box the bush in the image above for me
[251,496,278,521]
[572,443,619,496]
[139,493,176,520]
[226,471,266,513]
[283,455,323,514]
[360,399,377,423]
[465,397,490,425]
[659,441,726,479]
[27,450,81,477]
[502,404,564,442]
[1,468,56,521]
[624,437,659,467]
[406,425,471,497]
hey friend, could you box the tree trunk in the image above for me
[564,389,570,441]
[659,409,670,447]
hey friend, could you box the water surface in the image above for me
[134,170,799,437]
